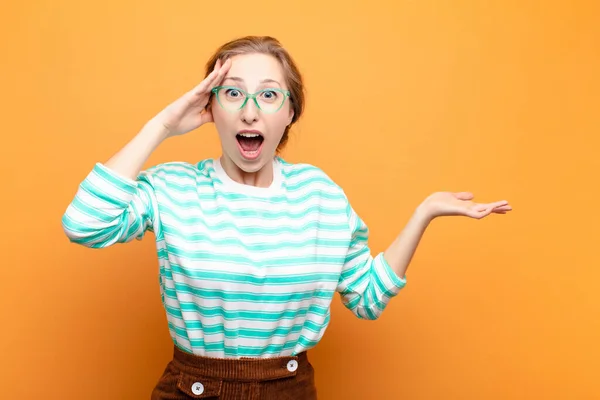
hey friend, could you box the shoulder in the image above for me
[139,159,216,184]
[278,157,347,198]
[141,159,213,178]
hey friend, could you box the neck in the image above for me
[219,155,274,188]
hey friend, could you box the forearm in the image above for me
[383,204,433,279]
[61,162,156,247]
[62,121,165,246]
[104,120,168,180]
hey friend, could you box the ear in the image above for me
[205,94,216,113]
[288,108,294,126]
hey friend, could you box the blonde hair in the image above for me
[204,36,305,152]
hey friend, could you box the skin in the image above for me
[102,51,512,282]
[210,53,294,187]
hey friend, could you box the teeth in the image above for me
[239,133,260,138]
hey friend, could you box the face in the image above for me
[211,53,294,174]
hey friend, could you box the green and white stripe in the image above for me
[62,157,406,358]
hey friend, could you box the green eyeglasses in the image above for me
[211,86,291,113]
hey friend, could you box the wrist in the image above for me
[414,200,436,225]
[140,120,170,146]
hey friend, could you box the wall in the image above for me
[1,1,598,398]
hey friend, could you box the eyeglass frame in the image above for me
[210,85,291,113]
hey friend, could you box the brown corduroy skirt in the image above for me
[151,345,318,399]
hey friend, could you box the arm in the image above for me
[103,121,167,180]
[383,191,512,279]
[337,192,511,320]
[382,206,430,280]
[60,124,165,247]
[336,200,407,320]
[61,59,232,248]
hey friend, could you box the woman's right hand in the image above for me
[152,58,231,138]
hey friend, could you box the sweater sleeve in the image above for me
[336,198,407,320]
[61,162,159,248]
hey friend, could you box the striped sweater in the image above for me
[61,156,407,358]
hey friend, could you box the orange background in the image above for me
[1,1,599,399]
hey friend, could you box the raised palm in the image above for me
[422,191,512,220]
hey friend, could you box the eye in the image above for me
[225,88,243,98]
[260,90,279,102]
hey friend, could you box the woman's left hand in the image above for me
[419,191,512,221]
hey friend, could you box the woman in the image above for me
[62,36,511,399]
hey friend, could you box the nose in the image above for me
[240,98,259,124]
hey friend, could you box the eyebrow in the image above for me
[223,76,282,87]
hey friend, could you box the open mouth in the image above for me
[236,131,265,160]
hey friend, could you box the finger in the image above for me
[190,69,220,95]
[195,58,232,96]
[212,58,231,87]
[190,59,226,95]
[489,200,510,209]
[474,204,499,219]
[475,200,508,211]
[467,202,512,218]
[472,203,488,212]
[453,192,474,201]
